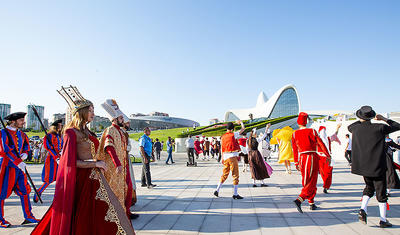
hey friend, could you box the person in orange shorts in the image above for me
[213,120,245,199]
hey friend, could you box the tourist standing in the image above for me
[154,138,162,160]
[348,106,400,227]
[292,112,331,213]
[213,120,245,199]
[34,119,64,203]
[203,137,211,160]
[185,135,195,165]
[165,137,174,164]
[139,127,156,188]
[344,134,352,165]
[0,112,39,227]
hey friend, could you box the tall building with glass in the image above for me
[26,105,44,131]
[0,103,11,120]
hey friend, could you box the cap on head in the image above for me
[318,126,326,133]
[297,112,309,126]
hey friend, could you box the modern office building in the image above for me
[26,105,44,131]
[225,84,300,121]
[0,103,11,119]
[51,113,66,124]
[130,111,199,131]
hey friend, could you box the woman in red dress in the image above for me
[32,86,135,235]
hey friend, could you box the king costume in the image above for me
[0,112,39,228]
[34,119,64,203]
[292,112,331,213]
[32,86,134,235]
[98,99,134,218]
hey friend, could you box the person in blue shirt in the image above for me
[139,127,156,189]
[166,137,175,164]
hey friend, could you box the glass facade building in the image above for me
[0,103,11,119]
[268,88,299,119]
[26,105,44,131]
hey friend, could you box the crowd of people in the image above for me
[1,86,400,233]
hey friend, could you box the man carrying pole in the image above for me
[33,119,64,203]
[0,112,39,228]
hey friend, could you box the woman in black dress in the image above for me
[247,125,270,187]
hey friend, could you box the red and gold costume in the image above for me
[316,126,333,190]
[291,113,331,204]
[98,124,133,216]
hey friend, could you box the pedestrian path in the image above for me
[3,152,400,234]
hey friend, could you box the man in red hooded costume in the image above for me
[292,112,331,213]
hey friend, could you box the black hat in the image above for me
[4,112,26,121]
[227,122,234,130]
[51,119,63,127]
[356,106,376,120]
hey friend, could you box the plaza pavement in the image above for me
[3,152,400,235]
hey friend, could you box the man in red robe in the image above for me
[292,112,331,213]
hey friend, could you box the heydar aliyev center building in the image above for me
[225,84,300,121]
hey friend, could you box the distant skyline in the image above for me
[1,1,399,125]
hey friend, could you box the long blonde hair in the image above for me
[64,106,91,134]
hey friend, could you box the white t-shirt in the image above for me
[222,131,241,160]
[346,138,352,151]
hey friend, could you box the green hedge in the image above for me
[177,115,297,138]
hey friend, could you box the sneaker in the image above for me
[253,184,257,187]
[379,220,393,228]
[358,209,367,224]
[213,191,219,197]
[261,184,268,187]
[323,188,328,194]
[310,204,318,210]
[147,184,157,189]
[232,195,244,200]
[293,199,303,213]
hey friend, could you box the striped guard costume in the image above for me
[34,125,63,203]
[0,112,39,228]
[292,112,331,213]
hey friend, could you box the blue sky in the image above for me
[0,1,399,125]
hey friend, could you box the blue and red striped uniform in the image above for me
[0,127,38,227]
[34,133,63,203]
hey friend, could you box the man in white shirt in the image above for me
[185,135,195,165]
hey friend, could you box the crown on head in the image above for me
[57,86,93,114]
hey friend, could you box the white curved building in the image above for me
[225,84,300,121]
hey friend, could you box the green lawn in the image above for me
[129,127,194,143]
[25,132,46,138]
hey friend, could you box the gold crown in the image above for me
[57,86,93,114]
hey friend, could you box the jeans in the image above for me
[156,150,161,160]
[344,150,352,163]
[141,155,152,186]
[187,148,195,164]
[166,151,173,163]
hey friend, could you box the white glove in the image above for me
[17,162,27,171]
[56,158,60,164]
[127,145,132,152]
[20,153,28,160]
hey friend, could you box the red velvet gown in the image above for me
[32,128,135,235]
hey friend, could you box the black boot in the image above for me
[213,191,219,197]
[293,199,303,213]
[323,188,328,194]
[310,204,318,210]
[358,209,367,224]
[232,195,244,199]
[379,220,393,228]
